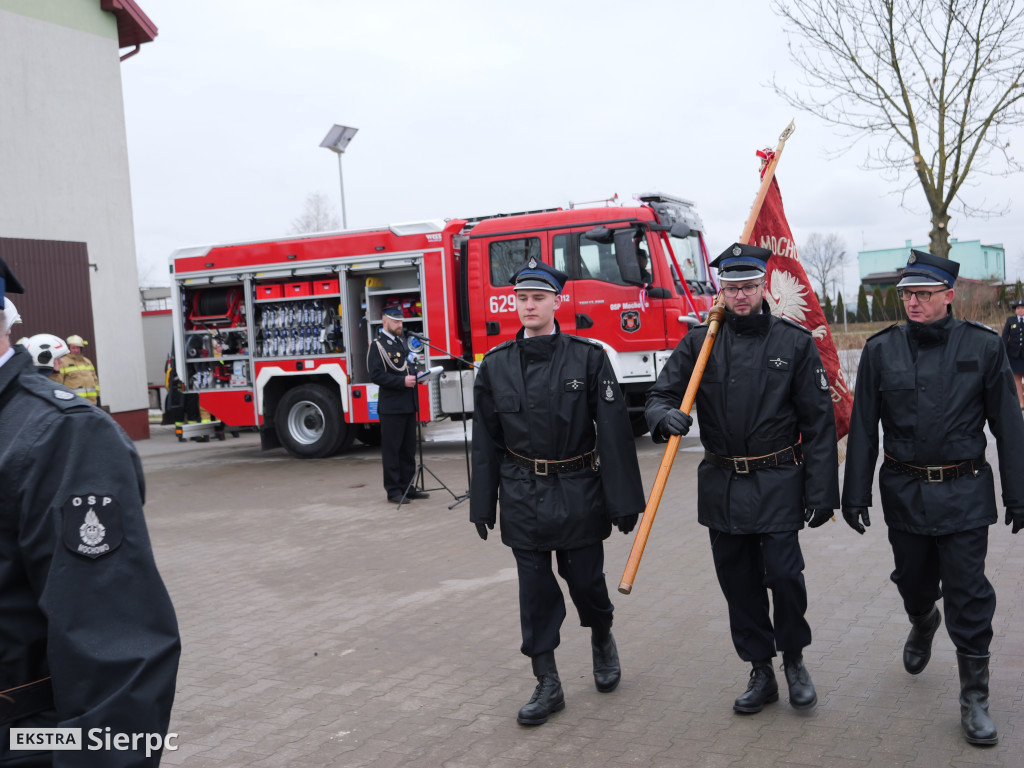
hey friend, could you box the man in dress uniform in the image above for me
[368,305,428,503]
[1000,299,1024,408]
[645,243,839,715]
[470,258,645,726]
[58,334,100,404]
[0,259,180,766]
[842,250,1024,746]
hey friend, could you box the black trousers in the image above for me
[709,529,812,662]
[512,543,614,657]
[379,411,416,497]
[887,526,995,655]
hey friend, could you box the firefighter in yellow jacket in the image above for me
[59,333,100,404]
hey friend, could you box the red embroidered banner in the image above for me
[749,175,854,445]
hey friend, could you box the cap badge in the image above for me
[908,253,917,264]
[528,258,538,269]
[732,246,742,256]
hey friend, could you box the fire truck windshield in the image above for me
[669,231,707,283]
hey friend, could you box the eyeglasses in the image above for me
[897,287,948,303]
[721,282,764,297]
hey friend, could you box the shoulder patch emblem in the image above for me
[54,390,75,400]
[63,494,123,559]
[814,366,829,391]
[602,380,617,402]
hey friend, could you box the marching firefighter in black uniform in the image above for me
[1000,299,1024,409]
[470,258,645,726]
[645,243,839,715]
[368,305,428,503]
[842,250,1024,746]
[0,259,180,766]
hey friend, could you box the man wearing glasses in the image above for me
[645,243,839,716]
[842,250,1024,746]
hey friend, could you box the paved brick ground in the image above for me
[136,425,1023,767]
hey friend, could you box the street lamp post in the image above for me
[319,124,359,229]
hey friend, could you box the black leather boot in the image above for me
[591,626,621,693]
[517,651,565,725]
[904,605,941,675]
[957,652,999,746]
[733,661,778,713]
[782,651,818,710]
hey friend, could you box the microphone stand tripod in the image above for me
[397,331,476,510]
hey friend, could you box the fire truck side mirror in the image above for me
[613,229,642,285]
[670,222,692,239]
[583,226,614,244]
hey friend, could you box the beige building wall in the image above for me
[0,1,149,420]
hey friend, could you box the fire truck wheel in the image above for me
[275,384,348,458]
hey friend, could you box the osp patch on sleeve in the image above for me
[814,366,829,392]
[601,380,617,402]
[62,494,123,559]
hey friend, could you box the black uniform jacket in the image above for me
[367,330,417,414]
[470,327,645,551]
[1001,314,1024,358]
[842,315,1024,535]
[0,347,180,766]
[645,305,839,534]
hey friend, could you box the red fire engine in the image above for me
[169,193,718,458]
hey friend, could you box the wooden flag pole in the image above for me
[617,120,796,596]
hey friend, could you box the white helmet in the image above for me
[26,333,70,369]
[1,298,21,332]
[66,334,87,346]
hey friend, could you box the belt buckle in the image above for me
[534,459,548,477]
[926,466,944,483]
[733,457,750,474]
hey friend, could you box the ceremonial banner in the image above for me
[748,171,854,450]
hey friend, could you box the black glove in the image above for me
[615,514,638,534]
[804,508,834,528]
[1005,507,1024,534]
[658,410,693,437]
[842,506,870,535]
[475,522,494,540]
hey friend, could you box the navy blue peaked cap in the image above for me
[897,250,959,288]
[510,258,568,293]
[0,257,24,309]
[708,243,772,282]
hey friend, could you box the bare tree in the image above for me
[801,232,847,299]
[772,0,1024,258]
[290,192,341,234]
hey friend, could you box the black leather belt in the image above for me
[704,444,803,474]
[505,447,597,476]
[0,677,54,726]
[883,454,984,483]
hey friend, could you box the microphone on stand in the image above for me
[404,329,430,341]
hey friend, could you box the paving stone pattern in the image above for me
[136,426,1023,767]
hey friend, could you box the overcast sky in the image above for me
[121,0,1024,296]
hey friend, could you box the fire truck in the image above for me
[169,193,718,458]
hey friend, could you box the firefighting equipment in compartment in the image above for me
[255,300,340,357]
